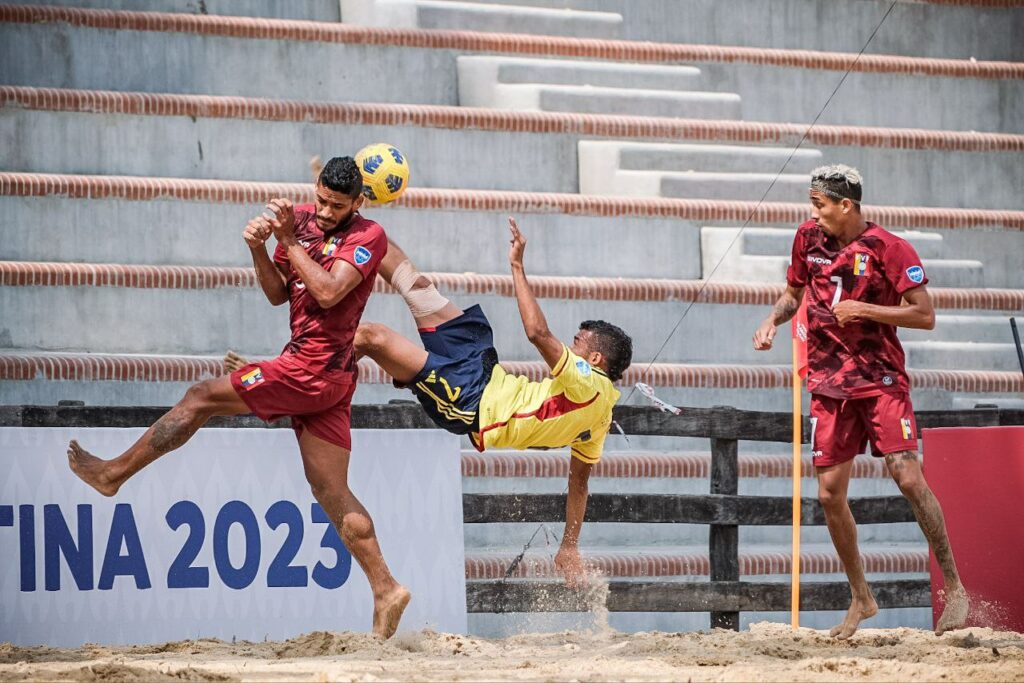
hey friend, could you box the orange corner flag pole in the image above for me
[790,299,807,630]
[791,339,802,629]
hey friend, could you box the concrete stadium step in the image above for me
[579,139,823,203]
[903,314,1017,343]
[6,0,1019,62]
[457,55,705,94]
[341,0,624,39]
[3,262,1021,364]
[4,86,1024,210]
[2,351,1020,414]
[700,227,988,287]
[739,227,946,260]
[463,545,927,579]
[579,142,824,183]
[903,341,1024,373]
[3,5,1020,133]
[487,83,743,119]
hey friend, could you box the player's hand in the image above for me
[508,216,527,268]
[555,545,587,591]
[752,318,777,350]
[833,300,862,327]
[555,545,587,590]
[265,198,296,243]
[243,217,273,248]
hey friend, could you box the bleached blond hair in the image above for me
[810,164,863,204]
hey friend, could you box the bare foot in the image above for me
[936,587,969,635]
[67,440,120,497]
[373,586,411,639]
[223,350,249,374]
[829,595,878,639]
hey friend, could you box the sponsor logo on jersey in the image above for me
[906,265,925,284]
[882,375,893,386]
[294,281,306,290]
[322,236,339,257]
[240,368,265,389]
[807,256,833,266]
[354,246,372,265]
[575,430,592,443]
[853,253,871,276]
[811,450,824,459]
[575,359,592,377]
[299,240,311,248]
[900,417,913,440]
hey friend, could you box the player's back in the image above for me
[471,346,619,464]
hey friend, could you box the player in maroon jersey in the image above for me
[753,164,967,638]
[66,157,411,639]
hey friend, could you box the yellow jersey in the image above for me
[470,345,620,464]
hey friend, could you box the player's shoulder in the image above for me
[348,213,387,239]
[294,203,316,218]
[862,222,912,252]
[797,219,818,232]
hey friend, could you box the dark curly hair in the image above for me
[318,156,364,200]
[580,320,632,382]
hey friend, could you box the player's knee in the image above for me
[355,323,388,355]
[817,486,846,510]
[181,380,216,411]
[894,471,927,501]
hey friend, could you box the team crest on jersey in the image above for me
[575,359,592,377]
[322,236,339,257]
[906,265,925,284]
[240,367,265,390]
[354,246,372,265]
[853,253,871,276]
[900,417,913,440]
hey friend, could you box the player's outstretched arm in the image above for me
[753,285,805,350]
[265,199,363,308]
[555,455,592,590]
[244,214,289,306]
[833,285,935,330]
[508,216,564,370]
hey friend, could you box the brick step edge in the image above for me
[1,5,1019,79]
[2,173,1022,231]
[4,86,1023,153]
[1,352,1021,392]
[461,451,887,479]
[465,548,927,579]
[2,260,1022,312]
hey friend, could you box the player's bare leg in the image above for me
[67,376,250,497]
[817,459,878,638]
[354,322,430,384]
[297,429,410,639]
[379,238,463,329]
[884,450,968,634]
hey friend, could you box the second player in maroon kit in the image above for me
[753,164,967,639]
[786,217,925,467]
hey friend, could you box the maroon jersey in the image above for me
[787,220,928,399]
[272,206,387,384]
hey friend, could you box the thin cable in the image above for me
[623,0,900,406]
[502,0,900,578]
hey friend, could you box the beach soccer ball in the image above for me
[355,143,410,205]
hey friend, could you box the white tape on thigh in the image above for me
[391,259,449,317]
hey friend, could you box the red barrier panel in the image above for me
[923,426,1024,631]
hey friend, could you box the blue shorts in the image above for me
[404,304,498,435]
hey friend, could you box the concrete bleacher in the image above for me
[1,0,1022,635]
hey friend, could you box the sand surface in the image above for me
[3,622,1023,682]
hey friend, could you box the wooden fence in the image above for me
[3,402,1021,629]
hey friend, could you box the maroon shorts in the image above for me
[229,355,356,450]
[810,393,918,468]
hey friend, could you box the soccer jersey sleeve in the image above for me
[551,345,600,403]
[786,222,813,288]
[570,423,608,465]
[882,239,929,294]
[329,221,388,280]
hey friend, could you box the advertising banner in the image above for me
[0,427,466,646]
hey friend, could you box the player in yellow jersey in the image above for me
[355,217,632,587]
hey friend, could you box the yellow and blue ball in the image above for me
[355,143,410,205]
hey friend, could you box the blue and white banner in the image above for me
[0,428,466,646]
